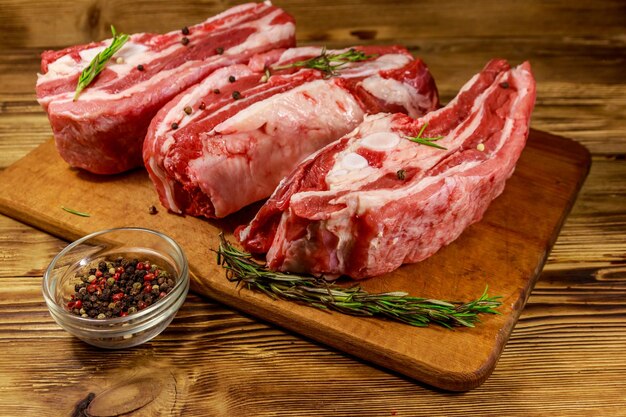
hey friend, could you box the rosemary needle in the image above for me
[61,206,91,217]
[405,122,447,150]
[215,234,502,329]
[272,47,378,78]
[74,25,130,101]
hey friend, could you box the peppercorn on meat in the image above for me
[237,60,536,279]
[36,2,296,174]
[143,45,439,218]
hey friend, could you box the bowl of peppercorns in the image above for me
[42,227,189,348]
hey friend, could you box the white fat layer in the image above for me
[325,115,396,190]
[117,42,148,60]
[38,45,103,85]
[106,43,153,74]
[37,2,278,92]
[213,79,363,135]
[340,153,368,170]
[185,78,365,216]
[339,54,412,79]
[155,65,253,140]
[274,51,411,79]
[145,135,179,212]
[344,88,497,213]
[326,132,400,191]
[38,41,183,97]
[225,9,294,55]
[38,55,76,80]
[360,76,430,118]
[144,2,274,198]
[238,224,251,241]
[39,40,176,87]
[326,151,374,190]
[320,99,488,213]
[147,155,180,213]
[360,132,400,151]
[281,64,531,270]
[492,85,529,155]
[78,46,106,63]
[278,46,324,63]
[148,65,253,211]
[209,82,299,134]
[50,59,200,104]
[327,197,360,271]
[45,13,292,103]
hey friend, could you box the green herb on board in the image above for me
[61,206,91,217]
[216,234,502,329]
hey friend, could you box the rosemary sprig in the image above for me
[405,122,447,150]
[61,206,91,217]
[260,67,272,83]
[74,25,129,100]
[272,47,377,78]
[216,234,502,328]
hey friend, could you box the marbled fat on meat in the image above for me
[36,2,296,174]
[143,45,439,218]
[237,59,536,279]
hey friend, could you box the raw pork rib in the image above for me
[36,2,295,174]
[237,59,536,279]
[143,46,439,218]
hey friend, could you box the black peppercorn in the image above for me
[216,47,224,55]
[182,26,190,35]
[137,64,145,71]
[232,91,242,100]
[66,256,174,319]
[171,122,179,130]
[181,37,190,46]
[229,75,236,83]
[500,81,509,89]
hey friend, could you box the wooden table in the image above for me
[1,1,624,415]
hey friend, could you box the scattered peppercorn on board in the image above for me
[0,130,590,391]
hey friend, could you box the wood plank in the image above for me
[0,217,66,277]
[1,0,624,49]
[0,0,623,412]
[0,129,590,391]
[1,274,625,416]
[547,157,626,265]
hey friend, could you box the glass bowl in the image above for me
[42,227,189,348]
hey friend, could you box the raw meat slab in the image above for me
[0,130,589,391]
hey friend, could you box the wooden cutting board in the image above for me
[0,129,589,391]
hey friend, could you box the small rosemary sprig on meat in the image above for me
[405,122,447,150]
[272,47,377,78]
[74,25,129,100]
[216,234,502,328]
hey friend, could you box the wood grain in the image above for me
[0,128,590,392]
[0,0,624,414]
